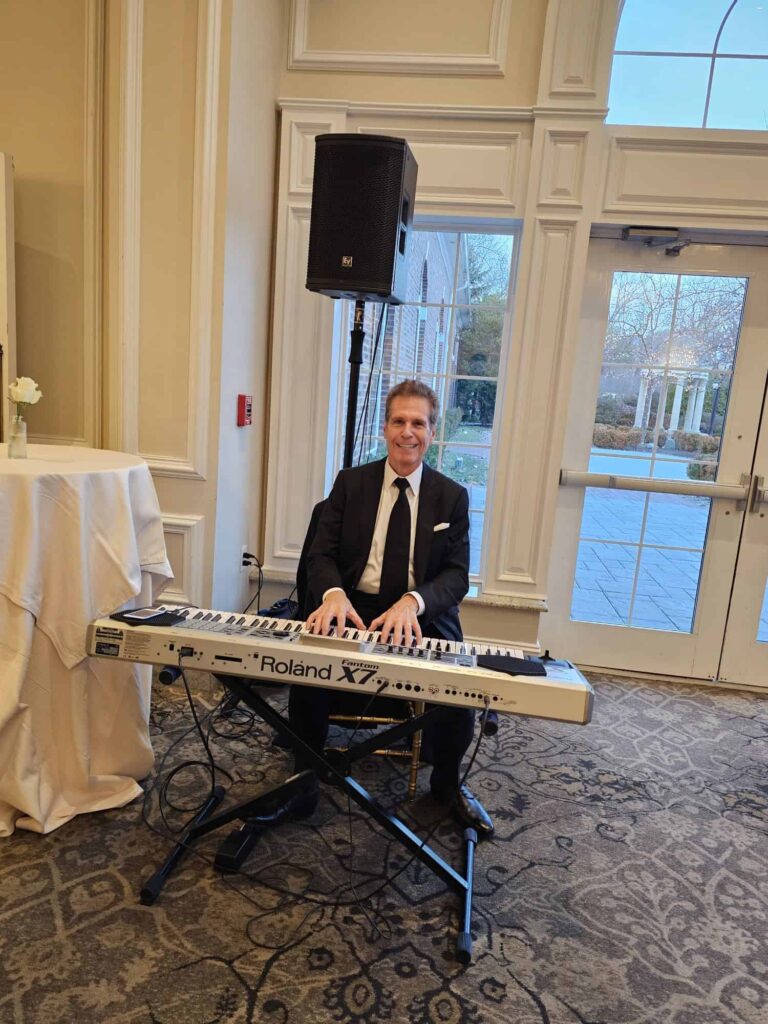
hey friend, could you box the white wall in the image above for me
[212,0,286,611]
[0,0,100,446]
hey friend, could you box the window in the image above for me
[608,1,768,129]
[571,270,747,631]
[329,228,517,579]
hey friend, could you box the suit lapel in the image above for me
[414,464,437,584]
[353,459,385,580]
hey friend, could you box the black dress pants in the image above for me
[288,590,474,792]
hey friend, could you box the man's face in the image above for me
[383,395,436,476]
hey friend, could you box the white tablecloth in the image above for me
[0,444,173,834]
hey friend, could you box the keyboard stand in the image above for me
[140,674,479,964]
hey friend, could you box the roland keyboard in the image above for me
[87,605,593,725]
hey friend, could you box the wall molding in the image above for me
[83,0,105,448]
[28,433,89,447]
[142,0,222,480]
[603,131,768,220]
[490,218,578,592]
[263,104,348,576]
[287,116,340,196]
[278,97,534,121]
[109,0,143,453]
[358,125,524,211]
[264,203,337,572]
[538,129,589,208]
[548,0,603,98]
[537,0,620,110]
[141,454,206,480]
[288,0,510,76]
[161,513,205,605]
[0,154,17,444]
[533,106,608,119]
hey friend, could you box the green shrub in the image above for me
[595,395,621,425]
[592,424,644,450]
[686,462,717,482]
[442,406,464,442]
[674,431,721,455]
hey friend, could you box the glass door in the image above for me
[718,387,768,687]
[541,239,768,683]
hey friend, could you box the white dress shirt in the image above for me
[324,460,426,615]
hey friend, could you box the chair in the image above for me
[297,500,426,799]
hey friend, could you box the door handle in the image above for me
[748,475,766,514]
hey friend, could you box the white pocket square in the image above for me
[433,522,450,532]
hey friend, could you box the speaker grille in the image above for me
[306,135,416,302]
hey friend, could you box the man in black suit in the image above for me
[288,379,494,836]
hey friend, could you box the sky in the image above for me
[607,0,768,129]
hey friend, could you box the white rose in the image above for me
[8,376,43,405]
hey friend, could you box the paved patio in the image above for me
[573,487,768,639]
[465,474,767,640]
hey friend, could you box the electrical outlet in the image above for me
[240,544,248,573]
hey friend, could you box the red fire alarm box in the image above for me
[237,394,252,426]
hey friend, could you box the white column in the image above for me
[642,380,654,429]
[653,377,667,434]
[634,374,649,427]
[683,381,698,431]
[668,374,685,431]
[692,375,708,433]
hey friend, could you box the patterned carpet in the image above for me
[1,672,767,1024]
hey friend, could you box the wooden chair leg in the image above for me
[407,700,425,800]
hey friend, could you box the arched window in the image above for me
[607,1,768,129]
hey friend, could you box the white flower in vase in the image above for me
[7,376,43,459]
[8,376,43,414]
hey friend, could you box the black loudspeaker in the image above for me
[306,133,418,304]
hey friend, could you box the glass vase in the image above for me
[8,414,27,459]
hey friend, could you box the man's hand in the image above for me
[370,594,422,648]
[306,591,366,636]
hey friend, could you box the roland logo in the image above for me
[341,255,353,268]
[260,654,331,680]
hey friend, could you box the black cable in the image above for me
[241,555,264,614]
[363,303,388,462]
[352,302,387,465]
[149,661,236,835]
[142,669,485,940]
[140,683,411,924]
[334,697,492,910]
[333,679,393,938]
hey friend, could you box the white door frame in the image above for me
[541,238,768,682]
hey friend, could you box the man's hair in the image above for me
[385,379,439,429]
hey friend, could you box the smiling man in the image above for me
[288,379,494,837]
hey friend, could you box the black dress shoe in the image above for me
[431,783,494,838]
[246,779,319,826]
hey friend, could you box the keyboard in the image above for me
[86,605,593,724]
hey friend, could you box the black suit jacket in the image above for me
[307,459,469,641]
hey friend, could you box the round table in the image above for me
[0,445,173,834]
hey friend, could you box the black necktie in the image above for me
[379,478,411,605]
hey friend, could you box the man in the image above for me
[288,379,494,837]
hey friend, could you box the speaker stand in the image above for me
[343,299,366,469]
